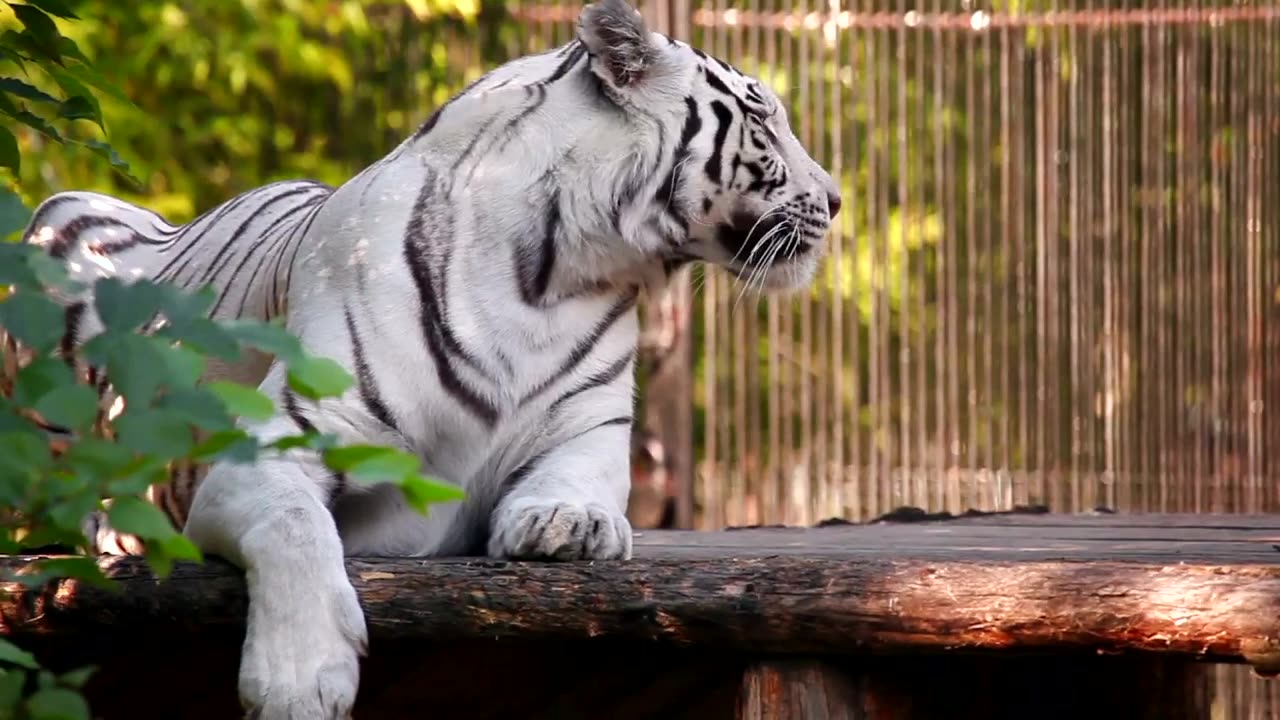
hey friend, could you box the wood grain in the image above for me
[738,661,864,720]
[4,515,1279,668]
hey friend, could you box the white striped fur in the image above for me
[25,1,838,716]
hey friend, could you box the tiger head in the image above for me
[415,0,839,298]
[574,0,841,293]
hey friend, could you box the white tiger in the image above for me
[24,0,840,716]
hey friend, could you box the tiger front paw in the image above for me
[488,496,633,561]
[238,569,368,720]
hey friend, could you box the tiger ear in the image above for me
[577,0,658,89]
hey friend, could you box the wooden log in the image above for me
[738,661,863,720]
[736,656,1214,720]
[3,552,1278,670]
[736,654,1219,720]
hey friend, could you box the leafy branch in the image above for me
[0,0,137,239]
[0,7,465,718]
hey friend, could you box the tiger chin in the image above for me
[23,0,839,716]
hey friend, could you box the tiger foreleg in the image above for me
[488,417,634,561]
[184,415,366,720]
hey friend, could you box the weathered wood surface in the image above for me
[735,656,1213,720]
[738,661,864,720]
[3,514,1279,669]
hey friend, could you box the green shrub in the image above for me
[0,4,462,718]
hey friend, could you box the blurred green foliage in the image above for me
[6,0,519,223]
[0,4,474,715]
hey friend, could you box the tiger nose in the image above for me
[826,191,842,219]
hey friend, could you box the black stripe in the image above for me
[547,350,635,416]
[217,192,327,317]
[654,97,702,232]
[467,50,587,177]
[60,302,84,363]
[516,191,560,306]
[27,194,77,228]
[449,113,501,175]
[546,42,586,85]
[403,177,499,427]
[277,195,329,317]
[282,387,315,433]
[520,288,638,407]
[195,187,322,290]
[329,472,348,508]
[702,68,756,118]
[499,415,632,495]
[153,181,310,285]
[705,100,734,185]
[239,196,328,318]
[501,449,550,494]
[47,216,152,259]
[343,304,400,433]
[412,70,493,140]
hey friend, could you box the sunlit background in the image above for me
[7,0,1280,713]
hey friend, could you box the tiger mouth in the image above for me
[717,212,810,269]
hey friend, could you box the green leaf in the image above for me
[21,0,80,20]
[74,139,137,187]
[25,252,79,293]
[62,439,134,476]
[400,474,466,512]
[44,492,98,533]
[4,108,64,143]
[206,381,274,421]
[12,357,74,408]
[0,291,65,353]
[0,430,51,474]
[0,404,37,435]
[80,334,154,404]
[112,409,193,459]
[153,283,214,323]
[267,430,339,453]
[155,387,233,431]
[93,277,161,332]
[0,186,31,240]
[321,445,425,485]
[33,384,97,430]
[57,95,95,123]
[155,343,207,390]
[46,67,101,130]
[53,35,89,66]
[58,62,133,108]
[0,76,60,104]
[0,125,19,175]
[9,7,62,64]
[106,496,176,541]
[221,319,304,363]
[0,638,39,670]
[190,429,259,464]
[287,355,353,400]
[156,316,241,362]
[25,686,90,720]
[157,533,201,562]
[104,463,169,497]
[57,667,95,690]
[0,669,25,713]
[35,670,55,691]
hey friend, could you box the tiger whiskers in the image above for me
[731,220,793,312]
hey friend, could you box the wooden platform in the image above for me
[3,512,1279,719]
